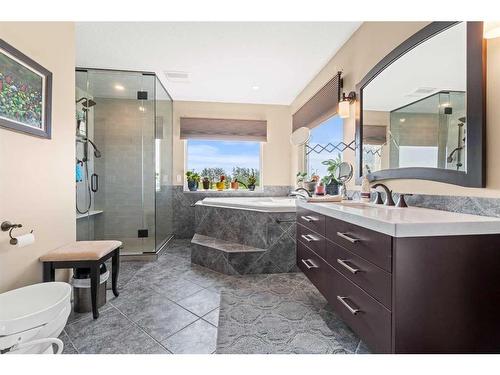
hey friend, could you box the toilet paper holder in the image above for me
[1,221,33,245]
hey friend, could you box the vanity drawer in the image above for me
[297,223,326,259]
[326,216,392,272]
[296,207,325,236]
[297,240,328,297]
[324,266,392,353]
[325,240,392,309]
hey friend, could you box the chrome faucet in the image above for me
[372,183,395,206]
[289,188,312,200]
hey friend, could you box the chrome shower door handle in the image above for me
[337,296,360,315]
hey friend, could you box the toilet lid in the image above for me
[0,282,71,336]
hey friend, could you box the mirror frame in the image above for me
[355,22,486,187]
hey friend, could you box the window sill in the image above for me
[183,188,264,194]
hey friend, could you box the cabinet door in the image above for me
[324,266,392,353]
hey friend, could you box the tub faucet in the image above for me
[289,188,312,200]
[372,183,395,206]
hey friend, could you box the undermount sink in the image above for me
[0,282,71,354]
[333,202,399,210]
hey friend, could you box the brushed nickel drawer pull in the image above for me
[337,296,360,315]
[337,259,360,274]
[337,232,360,243]
[301,215,319,223]
[301,234,320,242]
[301,259,318,269]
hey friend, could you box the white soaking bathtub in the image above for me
[195,197,297,212]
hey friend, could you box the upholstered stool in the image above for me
[40,240,122,319]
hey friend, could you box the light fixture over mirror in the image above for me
[338,91,356,118]
[484,21,500,39]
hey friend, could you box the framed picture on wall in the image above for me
[0,39,52,139]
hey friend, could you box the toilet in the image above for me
[0,282,71,354]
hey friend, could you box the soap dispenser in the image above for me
[361,169,370,202]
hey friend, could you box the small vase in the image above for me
[304,181,317,194]
[326,182,339,195]
[216,182,225,191]
[202,180,210,190]
[230,182,239,190]
[316,185,326,195]
[187,180,198,191]
[248,184,256,191]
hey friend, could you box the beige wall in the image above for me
[0,23,76,293]
[291,22,500,198]
[172,101,292,186]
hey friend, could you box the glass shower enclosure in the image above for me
[75,68,173,256]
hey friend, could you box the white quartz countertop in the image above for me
[297,200,500,237]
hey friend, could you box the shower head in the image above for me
[458,117,466,123]
[76,97,97,109]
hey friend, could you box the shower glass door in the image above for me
[75,69,159,255]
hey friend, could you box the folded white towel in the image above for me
[306,195,343,203]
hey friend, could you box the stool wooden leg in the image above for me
[112,249,120,297]
[43,262,55,282]
[90,263,100,319]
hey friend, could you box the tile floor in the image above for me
[60,239,367,354]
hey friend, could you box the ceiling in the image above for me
[75,22,361,105]
[363,22,466,112]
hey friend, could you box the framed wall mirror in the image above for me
[355,22,486,187]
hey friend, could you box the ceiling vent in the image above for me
[164,71,190,83]
[405,87,437,97]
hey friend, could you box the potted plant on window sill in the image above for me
[247,173,257,191]
[296,172,307,189]
[304,172,319,194]
[230,178,239,190]
[202,176,210,190]
[321,155,342,195]
[216,175,226,191]
[186,171,201,191]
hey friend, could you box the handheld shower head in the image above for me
[87,139,102,158]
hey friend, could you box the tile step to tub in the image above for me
[191,233,266,254]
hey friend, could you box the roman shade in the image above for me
[292,71,342,131]
[180,117,267,141]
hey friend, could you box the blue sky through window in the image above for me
[307,115,344,178]
[187,139,260,175]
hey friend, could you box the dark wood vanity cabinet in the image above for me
[296,206,500,353]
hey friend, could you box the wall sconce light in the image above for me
[339,91,356,118]
[484,21,500,39]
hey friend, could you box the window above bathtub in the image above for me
[185,139,263,191]
[181,117,266,192]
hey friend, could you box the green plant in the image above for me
[248,173,257,186]
[185,171,201,183]
[296,172,307,184]
[321,155,342,185]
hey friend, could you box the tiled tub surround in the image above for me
[172,185,292,238]
[59,239,367,354]
[191,200,297,275]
